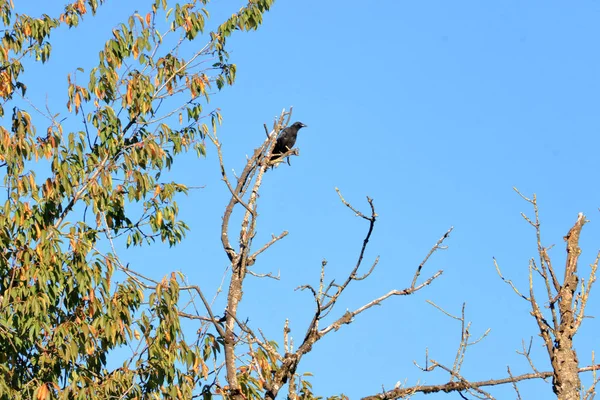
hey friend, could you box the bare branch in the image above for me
[183,284,227,338]
[217,109,293,399]
[426,302,490,392]
[583,351,599,400]
[575,250,599,330]
[247,270,280,280]
[507,366,523,400]
[427,300,461,321]
[283,319,292,354]
[320,270,443,336]
[550,212,587,397]
[250,231,289,261]
[493,257,529,300]
[335,187,376,221]
[362,364,600,400]
[320,192,378,312]
[353,256,380,281]
[412,227,452,288]
[516,337,543,376]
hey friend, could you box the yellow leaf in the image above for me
[126,82,133,105]
[202,360,209,380]
[153,185,161,199]
[74,92,81,113]
[134,13,144,27]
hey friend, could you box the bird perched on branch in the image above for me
[270,121,307,166]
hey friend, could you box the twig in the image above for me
[412,227,452,288]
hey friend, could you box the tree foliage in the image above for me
[0,0,273,398]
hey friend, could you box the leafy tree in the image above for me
[0,0,273,398]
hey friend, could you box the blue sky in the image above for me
[15,0,600,398]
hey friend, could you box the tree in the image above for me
[1,1,598,400]
[205,110,600,400]
[0,0,274,398]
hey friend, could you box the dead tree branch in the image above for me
[362,364,600,400]
[367,192,600,400]
[264,194,449,399]
[208,109,297,399]
[495,189,600,399]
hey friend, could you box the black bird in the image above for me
[270,121,307,165]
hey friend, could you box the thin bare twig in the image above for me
[412,227,452,288]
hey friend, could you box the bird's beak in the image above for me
[301,123,308,127]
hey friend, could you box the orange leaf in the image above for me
[36,383,49,400]
[75,0,86,14]
[146,12,151,25]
